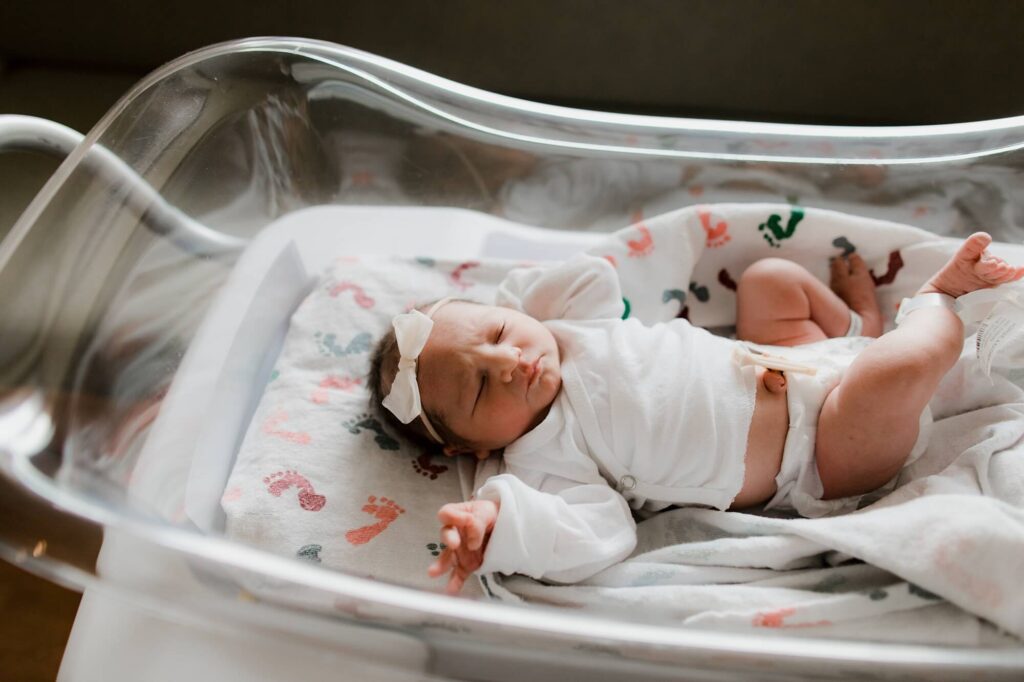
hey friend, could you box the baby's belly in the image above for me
[732,366,789,508]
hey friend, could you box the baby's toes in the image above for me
[977,256,1012,282]
[830,257,849,282]
[848,253,867,274]
[961,232,994,261]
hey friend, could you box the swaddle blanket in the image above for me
[222,202,1024,645]
[222,255,511,594]
[479,204,1024,646]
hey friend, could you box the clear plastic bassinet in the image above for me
[2,37,1024,681]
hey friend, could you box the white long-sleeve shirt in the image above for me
[476,253,757,583]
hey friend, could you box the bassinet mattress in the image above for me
[173,206,594,591]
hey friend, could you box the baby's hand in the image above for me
[427,499,499,595]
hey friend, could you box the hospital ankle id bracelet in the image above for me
[894,292,960,326]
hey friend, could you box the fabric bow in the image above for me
[382,308,434,425]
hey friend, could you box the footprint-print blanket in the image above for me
[223,249,516,594]
[224,204,1024,645]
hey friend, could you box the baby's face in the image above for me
[417,301,561,454]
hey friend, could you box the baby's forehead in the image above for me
[432,300,496,330]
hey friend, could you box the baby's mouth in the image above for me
[526,356,542,393]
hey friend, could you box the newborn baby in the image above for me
[369,232,1023,594]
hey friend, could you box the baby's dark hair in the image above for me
[367,301,477,452]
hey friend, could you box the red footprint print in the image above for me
[753,606,796,628]
[412,451,449,480]
[624,209,653,257]
[262,409,311,445]
[345,496,405,545]
[752,607,831,629]
[718,268,738,292]
[264,470,327,511]
[450,262,480,290]
[311,375,362,404]
[329,280,375,308]
[870,250,904,286]
[627,225,653,257]
[698,207,731,248]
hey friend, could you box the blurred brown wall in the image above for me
[2,0,1023,126]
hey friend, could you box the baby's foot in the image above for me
[921,232,1024,298]
[830,254,883,336]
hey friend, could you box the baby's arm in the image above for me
[428,500,499,595]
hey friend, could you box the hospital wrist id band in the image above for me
[894,292,959,327]
[845,310,863,337]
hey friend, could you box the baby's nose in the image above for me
[491,346,523,382]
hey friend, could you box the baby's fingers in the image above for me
[446,569,466,595]
[438,505,474,528]
[441,525,462,550]
[463,517,486,551]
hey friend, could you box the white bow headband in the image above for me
[381,298,454,444]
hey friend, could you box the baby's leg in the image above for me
[736,256,883,346]
[815,233,1024,499]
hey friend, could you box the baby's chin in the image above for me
[523,374,561,434]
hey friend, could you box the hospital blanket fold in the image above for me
[485,204,1024,645]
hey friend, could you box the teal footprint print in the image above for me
[662,288,687,305]
[832,236,856,257]
[758,207,805,248]
[689,281,709,303]
[344,413,401,451]
[314,331,372,358]
[297,544,323,563]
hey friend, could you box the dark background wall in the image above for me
[2,0,1024,126]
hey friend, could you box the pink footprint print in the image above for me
[698,207,731,248]
[345,496,405,545]
[450,262,480,290]
[329,280,375,308]
[262,409,311,445]
[311,375,362,404]
[626,224,653,257]
[264,470,327,511]
[752,606,831,629]
[622,209,654,258]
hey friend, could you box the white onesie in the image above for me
[475,254,757,583]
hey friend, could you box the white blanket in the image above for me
[483,204,1024,646]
